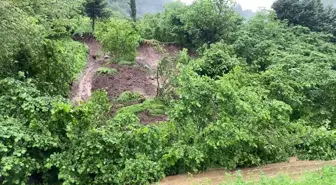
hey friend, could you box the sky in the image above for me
[180,0,276,12]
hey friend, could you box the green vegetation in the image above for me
[117,99,167,116]
[129,0,137,22]
[95,18,140,61]
[117,60,137,66]
[1,0,336,184]
[96,67,118,75]
[224,166,336,185]
[138,0,243,48]
[117,91,144,104]
[83,0,111,32]
[273,0,336,41]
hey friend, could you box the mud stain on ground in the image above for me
[159,158,336,185]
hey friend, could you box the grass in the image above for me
[117,60,136,66]
[96,67,118,76]
[116,99,168,116]
[116,91,144,105]
[154,166,336,185]
[221,166,336,185]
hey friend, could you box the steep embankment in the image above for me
[91,43,180,100]
[71,38,180,102]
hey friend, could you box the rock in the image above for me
[104,55,110,59]
[149,76,156,80]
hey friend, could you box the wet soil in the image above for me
[159,158,336,185]
[92,63,158,100]
[92,43,180,100]
[70,37,104,102]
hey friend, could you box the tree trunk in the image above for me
[92,17,95,32]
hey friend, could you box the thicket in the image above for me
[138,0,243,48]
[1,0,336,184]
[273,0,336,41]
[0,0,88,96]
[95,19,140,62]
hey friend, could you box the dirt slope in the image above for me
[71,37,103,102]
[92,43,180,100]
[159,158,336,185]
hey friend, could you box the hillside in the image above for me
[1,0,336,184]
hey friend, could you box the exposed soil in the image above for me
[71,37,104,102]
[71,38,181,102]
[137,111,168,125]
[71,38,179,123]
[159,158,336,185]
[92,63,158,100]
[136,44,181,72]
[92,43,181,100]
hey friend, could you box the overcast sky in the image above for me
[180,0,276,11]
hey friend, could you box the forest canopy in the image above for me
[1,0,336,184]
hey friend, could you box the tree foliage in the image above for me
[1,0,336,184]
[129,0,137,22]
[95,19,140,61]
[83,0,111,32]
[138,0,243,48]
[272,0,336,40]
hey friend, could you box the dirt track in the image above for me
[159,158,336,185]
[71,37,103,102]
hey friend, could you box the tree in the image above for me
[272,0,336,40]
[138,0,243,48]
[83,0,110,32]
[129,0,136,22]
[95,19,140,61]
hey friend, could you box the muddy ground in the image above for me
[159,158,336,185]
[71,39,178,123]
[91,43,180,100]
[71,39,180,102]
[70,37,104,102]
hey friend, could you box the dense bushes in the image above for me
[1,0,336,184]
[95,19,140,61]
[138,0,243,48]
[0,78,67,184]
[272,0,336,40]
[0,0,88,96]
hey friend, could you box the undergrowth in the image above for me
[116,91,145,105]
[222,166,336,185]
[116,99,168,116]
[117,60,136,66]
[96,67,118,75]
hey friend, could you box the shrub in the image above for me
[138,0,243,48]
[95,19,140,61]
[192,41,244,78]
[117,60,136,66]
[117,91,145,105]
[96,67,118,75]
[296,126,336,160]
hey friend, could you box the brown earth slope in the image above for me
[71,37,104,102]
